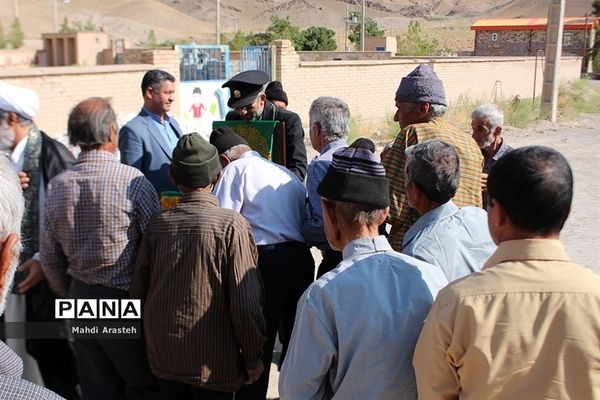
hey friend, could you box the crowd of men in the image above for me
[0,63,598,400]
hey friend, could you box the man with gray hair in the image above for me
[280,145,447,399]
[401,139,495,282]
[471,104,512,205]
[302,96,349,277]
[41,97,160,400]
[382,64,483,250]
[0,156,62,399]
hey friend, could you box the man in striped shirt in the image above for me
[382,64,483,250]
[41,98,160,400]
[131,133,266,400]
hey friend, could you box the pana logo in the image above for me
[55,299,141,319]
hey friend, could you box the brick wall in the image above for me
[0,48,180,137]
[272,40,582,127]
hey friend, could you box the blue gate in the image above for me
[179,45,230,82]
[241,46,272,78]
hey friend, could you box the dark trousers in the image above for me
[316,249,343,279]
[158,379,234,400]
[69,280,159,400]
[236,241,314,400]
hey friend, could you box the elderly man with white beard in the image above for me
[0,156,63,399]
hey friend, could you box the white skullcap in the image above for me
[0,81,40,120]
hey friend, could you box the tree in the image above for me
[593,0,600,16]
[396,20,440,56]
[300,26,337,51]
[145,30,158,48]
[0,21,5,49]
[60,17,75,33]
[348,12,385,49]
[266,16,303,48]
[8,18,24,49]
[227,30,249,51]
[246,32,272,46]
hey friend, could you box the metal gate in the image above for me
[179,45,230,82]
[240,46,272,78]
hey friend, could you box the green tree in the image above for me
[145,30,158,47]
[0,21,5,49]
[593,0,600,15]
[246,32,272,46]
[396,20,439,56]
[227,31,249,51]
[84,18,97,32]
[348,12,385,49]
[300,26,337,51]
[8,18,24,49]
[266,16,303,48]
[60,17,74,33]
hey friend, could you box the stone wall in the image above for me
[475,29,588,57]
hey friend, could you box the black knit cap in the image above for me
[170,133,222,188]
[265,81,288,106]
[209,127,248,155]
[317,147,389,208]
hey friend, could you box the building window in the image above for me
[563,32,573,47]
[491,32,498,42]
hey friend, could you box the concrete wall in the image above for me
[0,48,180,137]
[272,40,582,126]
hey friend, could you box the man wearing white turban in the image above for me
[0,81,80,399]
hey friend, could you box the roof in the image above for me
[471,17,600,31]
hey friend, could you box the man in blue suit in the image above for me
[119,69,183,194]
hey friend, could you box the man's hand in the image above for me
[480,172,488,191]
[18,171,30,189]
[244,359,264,385]
[17,259,46,293]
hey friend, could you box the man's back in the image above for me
[402,202,495,282]
[131,191,265,392]
[281,236,447,400]
[214,151,305,245]
[414,239,600,400]
[43,150,158,292]
[384,118,483,249]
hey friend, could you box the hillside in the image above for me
[0,0,593,50]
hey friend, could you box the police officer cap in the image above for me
[222,70,269,109]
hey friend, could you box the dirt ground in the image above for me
[266,112,599,399]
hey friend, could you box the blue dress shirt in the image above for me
[301,139,348,248]
[401,201,496,282]
[143,107,179,152]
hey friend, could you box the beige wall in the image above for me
[272,40,582,127]
[0,48,180,137]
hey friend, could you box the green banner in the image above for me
[212,120,279,161]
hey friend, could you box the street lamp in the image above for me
[53,0,70,33]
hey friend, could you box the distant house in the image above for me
[470,17,599,57]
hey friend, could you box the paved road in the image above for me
[508,114,599,272]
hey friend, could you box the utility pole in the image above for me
[53,0,59,32]
[216,0,221,44]
[14,0,19,19]
[360,0,365,51]
[541,0,565,122]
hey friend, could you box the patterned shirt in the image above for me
[130,191,266,391]
[41,150,159,296]
[382,118,483,250]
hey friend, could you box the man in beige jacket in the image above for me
[414,145,600,399]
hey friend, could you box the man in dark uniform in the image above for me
[223,70,308,181]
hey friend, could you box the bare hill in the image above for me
[0,0,593,50]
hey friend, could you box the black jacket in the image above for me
[226,101,308,180]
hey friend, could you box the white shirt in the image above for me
[213,151,306,245]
